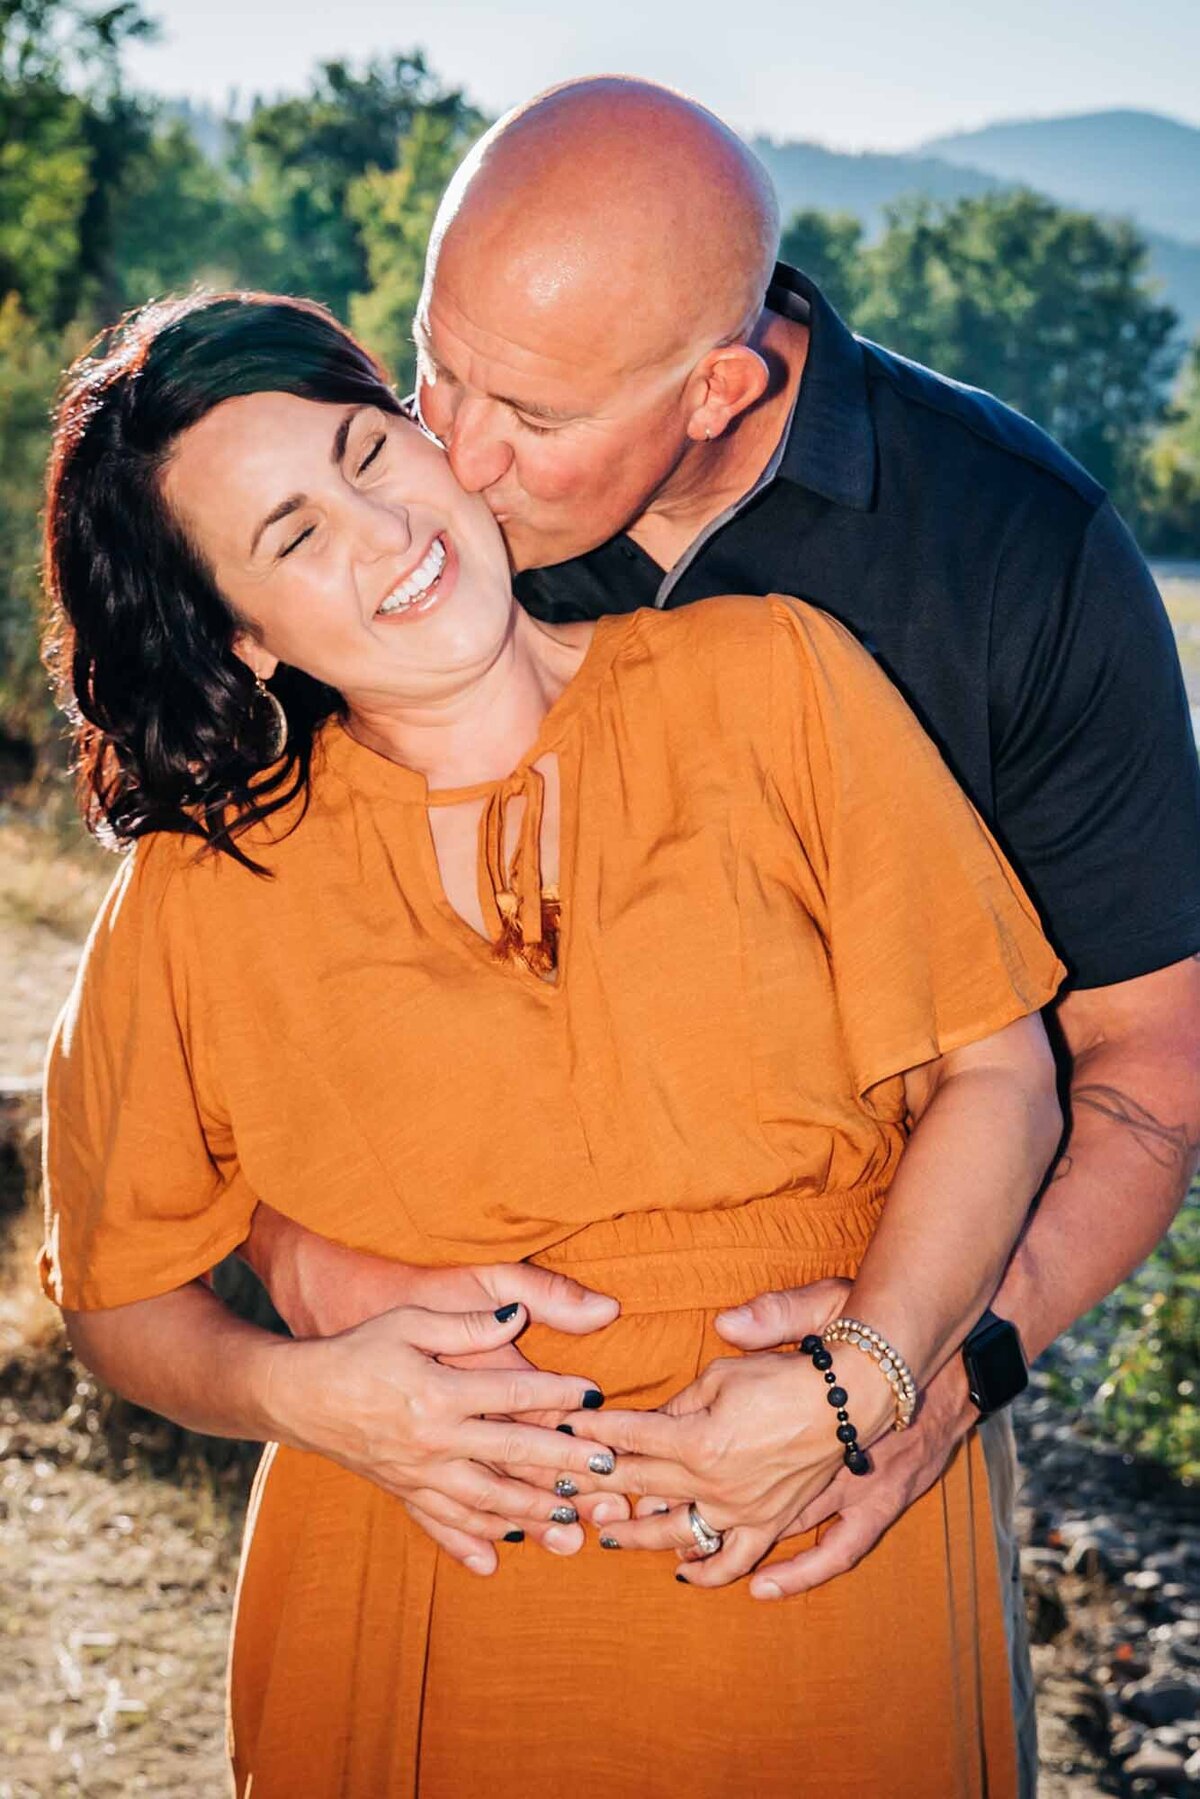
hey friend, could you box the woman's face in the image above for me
[161,391,515,706]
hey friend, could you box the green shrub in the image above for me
[1043,1187,1199,1482]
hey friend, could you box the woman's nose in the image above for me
[353,494,413,560]
[446,396,515,494]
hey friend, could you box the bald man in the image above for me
[242,80,1200,1792]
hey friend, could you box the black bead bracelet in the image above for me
[799,1334,871,1476]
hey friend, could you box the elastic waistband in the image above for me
[530,1183,888,1314]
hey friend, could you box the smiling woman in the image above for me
[43,293,411,867]
[39,288,1067,1799]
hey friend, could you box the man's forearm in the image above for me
[992,1034,1199,1364]
[238,1202,422,1337]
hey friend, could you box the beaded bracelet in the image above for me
[798,1334,871,1476]
[821,1317,918,1432]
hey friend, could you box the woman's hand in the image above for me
[272,1301,619,1574]
[563,1337,894,1588]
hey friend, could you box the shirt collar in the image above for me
[767,263,877,511]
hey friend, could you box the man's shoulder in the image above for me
[859,336,1106,514]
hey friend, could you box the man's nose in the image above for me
[445,395,515,494]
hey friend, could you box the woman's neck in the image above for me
[343,609,595,790]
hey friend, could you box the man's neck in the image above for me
[625,310,809,573]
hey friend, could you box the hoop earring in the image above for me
[254,674,288,763]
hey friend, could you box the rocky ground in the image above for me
[1014,1385,1199,1796]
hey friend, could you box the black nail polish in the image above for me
[556,1423,575,1435]
[493,1302,520,1322]
[599,1535,620,1550]
[675,1572,690,1585]
[502,1530,525,1543]
[581,1389,605,1410]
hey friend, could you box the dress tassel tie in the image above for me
[478,767,560,977]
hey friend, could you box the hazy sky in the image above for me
[124,0,1200,151]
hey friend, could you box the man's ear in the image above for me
[686,344,770,442]
[231,630,279,684]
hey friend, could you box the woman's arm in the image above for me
[64,1281,618,1575]
[569,1013,1061,1586]
[845,1009,1062,1389]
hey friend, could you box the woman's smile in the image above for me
[375,531,457,624]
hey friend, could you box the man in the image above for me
[241,78,1200,1789]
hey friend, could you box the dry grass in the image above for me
[0,813,115,942]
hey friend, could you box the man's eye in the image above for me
[357,434,386,476]
[279,524,315,559]
[516,416,554,438]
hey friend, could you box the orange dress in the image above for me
[41,597,1064,1798]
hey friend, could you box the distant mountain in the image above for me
[751,122,1200,338]
[921,111,1200,247]
[751,139,999,235]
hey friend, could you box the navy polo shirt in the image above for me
[515,263,1200,990]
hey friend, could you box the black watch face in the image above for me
[967,1320,1029,1414]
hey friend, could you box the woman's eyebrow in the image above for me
[250,494,304,558]
[331,404,369,467]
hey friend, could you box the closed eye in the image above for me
[357,434,386,476]
[515,415,555,438]
[279,524,315,559]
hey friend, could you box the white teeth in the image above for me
[378,537,447,614]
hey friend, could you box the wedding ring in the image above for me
[687,1502,724,1558]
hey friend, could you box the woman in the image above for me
[40,291,1064,1798]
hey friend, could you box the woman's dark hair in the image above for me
[43,290,406,867]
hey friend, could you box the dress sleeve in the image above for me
[39,836,256,1311]
[767,596,1066,1103]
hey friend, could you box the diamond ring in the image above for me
[687,1502,724,1557]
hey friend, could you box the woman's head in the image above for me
[44,290,512,863]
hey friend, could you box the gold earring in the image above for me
[254,674,288,763]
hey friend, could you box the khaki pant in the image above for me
[981,1411,1038,1799]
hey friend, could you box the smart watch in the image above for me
[962,1308,1029,1418]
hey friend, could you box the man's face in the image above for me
[415,270,696,573]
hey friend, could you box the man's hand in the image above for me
[702,1279,975,1598]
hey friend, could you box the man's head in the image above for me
[415,77,781,571]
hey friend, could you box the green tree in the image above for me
[0,296,75,747]
[348,104,485,388]
[106,114,243,306]
[1142,338,1200,554]
[0,0,160,327]
[854,190,1179,508]
[779,208,864,320]
[228,54,480,322]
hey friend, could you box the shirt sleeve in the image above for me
[39,837,256,1311]
[990,498,1200,989]
[768,596,1066,1102]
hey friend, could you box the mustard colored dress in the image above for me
[41,597,1064,1798]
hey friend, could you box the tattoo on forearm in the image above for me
[1072,1083,1200,1179]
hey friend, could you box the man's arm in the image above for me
[998,956,1200,1362]
[713,955,1200,1595]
